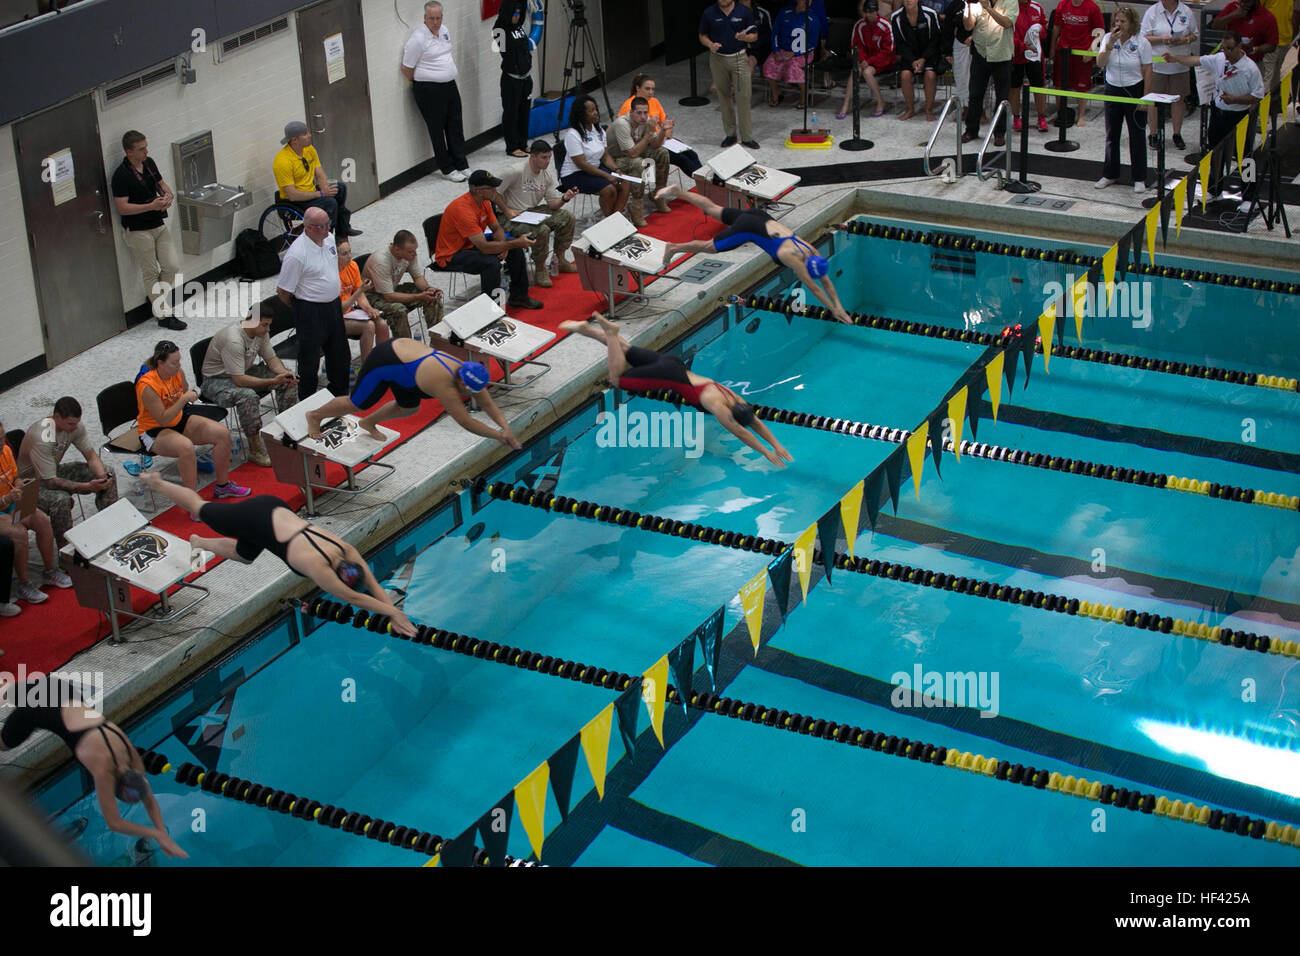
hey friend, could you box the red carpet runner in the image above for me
[0,195,725,672]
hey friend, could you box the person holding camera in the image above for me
[962,0,1020,146]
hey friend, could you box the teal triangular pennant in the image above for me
[439,826,478,867]
[863,468,885,530]
[816,508,839,583]
[614,681,642,758]
[667,636,696,715]
[1019,326,1036,385]
[927,410,945,479]
[476,791,514,867]
[694,606,725,691]
[766,547,794,621]
[547,735,581,822]
[883,447,905,514]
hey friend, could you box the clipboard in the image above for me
[18,478,38,518]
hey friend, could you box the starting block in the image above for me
[263,389,397,516]
[701,144,800,214]
[61,499,208,644]
[432,294,555,391]
[573,212,680,316]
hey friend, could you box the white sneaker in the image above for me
[1133,181,1147,193]
[44,568,73,589]
[14,580,48,604]
[1095,177,1117,188]
[445,169,467,183]
[0,602,19,618]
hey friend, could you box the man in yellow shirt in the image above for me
[272,121,361,241]
[1258,0,1296,95]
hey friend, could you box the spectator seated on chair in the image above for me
[494,141,581,289]
[607,97,673,227]
[0,414,71,607]
[338,240,390,362]
[617,74,705,176]
[840,0,898,117]
[765,0,824,108]
[559,95,632,220]
[433,171,542,310]
[361,230,443,339]
[137,341,251,499]
[891,0,944,119]
[272,120,361,242]
[199,300,299,467]
[16,396,118,548]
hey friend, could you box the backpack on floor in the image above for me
[234,228,280,280]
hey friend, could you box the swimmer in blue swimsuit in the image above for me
[303,339,522,449]
[655,183,853,324]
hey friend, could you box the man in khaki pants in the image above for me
[699,0,761,148]
[111,130,185,330]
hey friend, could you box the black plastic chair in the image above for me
[5,429,23,456]
[190,338,211,388]
[422,214,478,302]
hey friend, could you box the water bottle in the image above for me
[810,108,819,130]
[548,254,558,277]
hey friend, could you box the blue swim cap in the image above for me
[457,361,491,392]
[806,255,829,279]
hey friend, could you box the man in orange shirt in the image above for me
[433,170,542,310]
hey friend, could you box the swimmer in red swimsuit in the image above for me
[561,312,794,468]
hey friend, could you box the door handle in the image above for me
[91,210,107,235]
[313,114,326,134]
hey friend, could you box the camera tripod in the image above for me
[553,0,613,138]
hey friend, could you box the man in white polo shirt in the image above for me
[1167,30,1266,197]
[401,1,469,183]
[1141,0,1198,150]
[277,207,348,397]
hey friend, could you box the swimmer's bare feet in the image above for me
[305,409,324,440]
[361,420,385,442]
[559,319,588,333]
[592,312,619,335]
[899,109,916,121]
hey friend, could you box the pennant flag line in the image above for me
[905,420,929,500]
[1234,113,1248,172]
[793,523,817,603]
[614,681,643,758]
[514,762,550,862]
[883,446,904,514]
[694,606,725,689]
[927,411,946,479]
[477,792,515,867]
[985,352,1005,420]
[642,655,669,746]
[1258,93,1271,146]
[947,387,967,456]
[1198,152,1211,212]
[839,480,864,558]
[667,636,696,716]
[739,568,768,655]
[816,509,839,580]
[1173,177,1187,236]
[864,469,886,531]
[548,737,580,822]
[1037,305,1055,375]
[1101,245,1117,308]
[1144,204,1159,266]
[766,547,794,624]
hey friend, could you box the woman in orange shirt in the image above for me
[617,73,703,176]
[337,240,389,363]
[0,416,69,605]
[135,341,250,501]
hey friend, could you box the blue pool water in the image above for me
[38,219,1300,867]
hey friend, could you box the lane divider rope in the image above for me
[733,291,1300,394]
[482,481,1300,659]
[621,387,1300,512]
[132,751,534,866]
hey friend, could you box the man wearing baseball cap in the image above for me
[432,170,542,310]
[199,298,299,466]
[273,120,361,240]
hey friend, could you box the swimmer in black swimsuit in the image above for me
[303,338,522,450]
[139,472,417,637]
[654,183,852,324]
[0,673,187,858]
[560,312,793,467]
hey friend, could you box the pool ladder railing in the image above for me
[923,95,962,180]
[977,99,1013,185]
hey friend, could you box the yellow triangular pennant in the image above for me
[579,703,613,800]
[1259,93,1271,146]
[1144,204,1159,266]
[642,655,669,747]
[1198,152,1211,212]
[1172,178,1187,237]
[514,762,550,861]
[739,568,768,654]
[947,387,967,458]
[1071,272,1089,342]
[424,852,440,867]
[1101,245,1117,308]
[1037,303,1056,375]
[905,420,929,500]
[793,523,816,604]
[1235,113,1248,172]
[985,352,1004,421]
[1282,74,1292,121]
[839,480,864,558]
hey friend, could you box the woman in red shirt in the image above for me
[1050,0,1105,125]
[838,0,897,119]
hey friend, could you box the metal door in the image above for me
[13,94,125,366]
[297,0,378,209]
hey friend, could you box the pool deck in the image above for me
[2,55,1297,788]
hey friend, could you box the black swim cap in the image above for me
[336,561,365,589]
[116,769,148,804]
[731,402,756,427]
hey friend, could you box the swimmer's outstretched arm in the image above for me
[92,768,186,858]
[716,413,789,468]
[790,258,852,324]
[308,558,416,638]
[750,418,794,463]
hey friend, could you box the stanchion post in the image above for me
[840,61,874,151]
[1141,101,1168,210]
[1004,76,1041,192]
[1043,50,1080,153]
[1185,102,1207,165]
[680,54,709,107]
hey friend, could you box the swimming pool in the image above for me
[37,215,1300,866]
